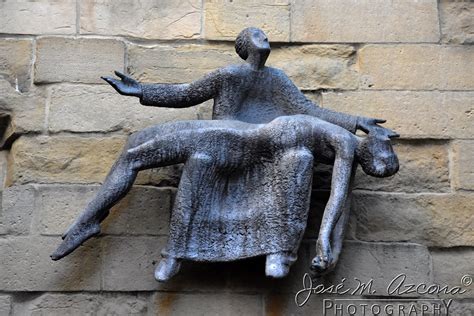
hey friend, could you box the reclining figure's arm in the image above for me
[311,137,356,273]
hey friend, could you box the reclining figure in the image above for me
[51,115,399,281]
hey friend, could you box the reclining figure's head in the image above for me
[235,27,271,64]
[356,128,400,178]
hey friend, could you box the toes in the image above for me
[51,223,101,260]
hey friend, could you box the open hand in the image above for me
[357,117,401,139]
[101,70,142,97]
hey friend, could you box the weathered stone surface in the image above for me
[0,79,45,147]
[0,1,76,35]
[431,248,474,299]
[7,134,182,187]
[14,293,149,316]
[0,185,35,235]
[7,135,126,185]
[101,236,167,291]
[322,91,474,139]
[0,150,7,189]
[452,141,474,191]
[204,0,290,42]
[448,300,474,316]
[355,140,450,193]
[152,292,262,316]
[35,38,125,84]
[49,84,200,133]
[0,236,101,291]
[128,43,238,83]
[352,192,474,247]
[129,43,358,91]
[37,185,171,236]
[0,295,11,316]
[440,0,474,44]
[358,45,474,90]
[80,0,201,39]
[269,45,358,90]
[320,241,432,298]
[0,39,33,92]
[291,0,439,43]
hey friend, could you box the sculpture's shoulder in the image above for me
[266,66,291,82]
[217,63,252,78]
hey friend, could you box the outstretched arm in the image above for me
[273,69,385,134]
[103,70,223,108]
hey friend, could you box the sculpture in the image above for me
[51,27,399,282]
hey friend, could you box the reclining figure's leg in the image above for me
[51,129,184,261]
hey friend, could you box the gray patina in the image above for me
[51,27,399,282]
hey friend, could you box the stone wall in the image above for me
[0,1,473,315]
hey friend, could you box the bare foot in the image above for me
[154,257,181,282]
[51,221,101,260]
[265,252,295,278]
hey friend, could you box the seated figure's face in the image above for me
[357,134,399,178]
[249,28,270,52]
[235,27,271,61]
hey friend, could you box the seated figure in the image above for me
[102,27,384,133]
[51,115,399,281]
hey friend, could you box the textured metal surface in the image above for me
[51,27,399,282]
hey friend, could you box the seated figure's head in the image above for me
[356,128,400,178]
[235,27,271,63]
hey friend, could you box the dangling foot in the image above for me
[51,220,101,260]
[265,252,295,278]
[154,257,181,282]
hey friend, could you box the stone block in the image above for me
[448,300,474,316]
[152,292,262,316]
[80,0,201,39]
[7,135,126,185]
[0,1,76,35]
[291,0,439,43]
[128,43,238,83]
[129,42,358,91]
[322,91,474,139]
[269,44,358,90]
[440,0,474,44]
[0,39,33,92]
[354,140,450,193]
[358,45,474,90]
[14,293,149,316]
[452,140,474,191]
[35,38,125,84]
[321,241,432,298]
[7,134,183,187]
[431,248,474,299]
[0,150,8,189]
[48,83,200,133]
[0,236,101,291]
[0,295,11,316]
[0,185,35,235]
[204,0,290,42]
[352,192,474,247]
[0,79,45,147]
[101,236,167,291]
[37,185,171,236]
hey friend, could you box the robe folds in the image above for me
[162,147,314,261]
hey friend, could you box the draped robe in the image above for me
[139,65,359,261]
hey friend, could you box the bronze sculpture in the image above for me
[51,27,399,282]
